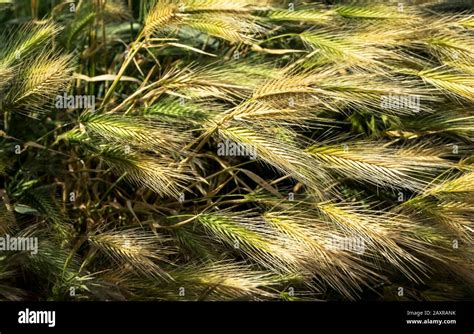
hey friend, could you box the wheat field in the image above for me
[0,0,473,301]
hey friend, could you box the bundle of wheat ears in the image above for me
[0,0,472,301]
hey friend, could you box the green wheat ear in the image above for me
[0,22,60,67]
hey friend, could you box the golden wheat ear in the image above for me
[78,111,192,155]
[88,228,175,281]
[8,50,74,113]
[143,0,266,43]
[166,261,289,301]
[306,140,453,191]
[96,145,193,198]
[0,22,65,111]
